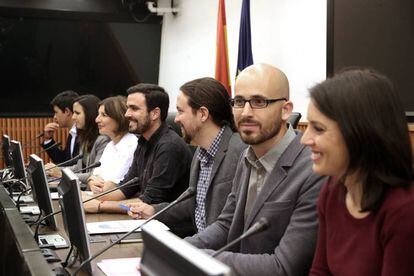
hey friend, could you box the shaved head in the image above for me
[235,63,290,100]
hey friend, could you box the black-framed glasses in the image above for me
[230,97,287,109]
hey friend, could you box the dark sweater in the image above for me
[310,179,414,276]
[120,122,192,204]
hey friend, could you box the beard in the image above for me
[237,117,282,145]
[179,123,201,144]
[181,126,193,144]
[129,114,151,135]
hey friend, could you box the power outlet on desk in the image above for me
[38,234,69,249]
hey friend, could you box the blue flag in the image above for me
[236,0,253,77]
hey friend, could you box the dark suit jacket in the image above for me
[186,133,326,276]
[42,134,79,165]
[153,126,247,237]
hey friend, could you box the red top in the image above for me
[309,180,414,276]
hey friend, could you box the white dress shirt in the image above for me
[92,133,138,184]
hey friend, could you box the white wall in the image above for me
[158,0,327,121]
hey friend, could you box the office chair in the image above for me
[287,112,302,129]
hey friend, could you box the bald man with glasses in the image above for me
[186,64,325,276]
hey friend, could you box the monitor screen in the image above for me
[141,224,231,276]
[26,154,57,230]
[58,168,92,274]
[10,140,28,187]
[2,134,12,167]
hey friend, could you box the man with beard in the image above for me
[185,64,325,276]
[83,83,192,213]
[126,77,246,237]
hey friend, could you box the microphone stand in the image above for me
[46,154,83,171]
[22,132,44,148]
[72,187,196,276]
[34,142,62,156]
[47,161,101,183]
[212,217,270,258]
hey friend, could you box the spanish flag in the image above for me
[215,0,231,96]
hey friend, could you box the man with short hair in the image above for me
[42,90,80,164]
[127,78,247,237]
[83,83,192,213]
[185,64,325,275]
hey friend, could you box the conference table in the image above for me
[0,185,143,275]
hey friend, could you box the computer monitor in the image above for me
[140,224,231,276]
[2,134,12,167]
[26,154,57,230]
[10,140,28,187]
[58,168,92,274]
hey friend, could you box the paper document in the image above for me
[97,257,141,276]
[87,219,169,235]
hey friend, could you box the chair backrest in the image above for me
[287,112,302,129]
[165,112,182,136]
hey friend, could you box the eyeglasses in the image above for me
[230,97,287,109]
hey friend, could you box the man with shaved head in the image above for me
[186,64,325,275]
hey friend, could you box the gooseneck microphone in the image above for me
[47,161,101,183]
[72,187,196,276]
[22,132,44,148]
[45,154,83,170]
[33,176,140,242]
[33,141,62,156]
[212,217,270,258]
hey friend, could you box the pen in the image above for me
[119,204,141,219]
[119,204,131,212]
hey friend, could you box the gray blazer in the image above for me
[68,135,109,184]
[186,133,326,276]
[154,126,247,236]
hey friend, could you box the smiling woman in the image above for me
[304,69,414,276]
[87,96,138,194]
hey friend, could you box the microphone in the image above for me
[72,187,196,276]
[212,217,270,258]
[33,176,139,242]
[33,141,62,156]
[45,154,83,171]
[47,161,101,183]
[22,132,44,148]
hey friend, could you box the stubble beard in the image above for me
[238,119,282,145]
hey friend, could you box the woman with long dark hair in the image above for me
[46,94,109,185]
[302,69,414,275]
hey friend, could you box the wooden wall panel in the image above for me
[1,117,68,168]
